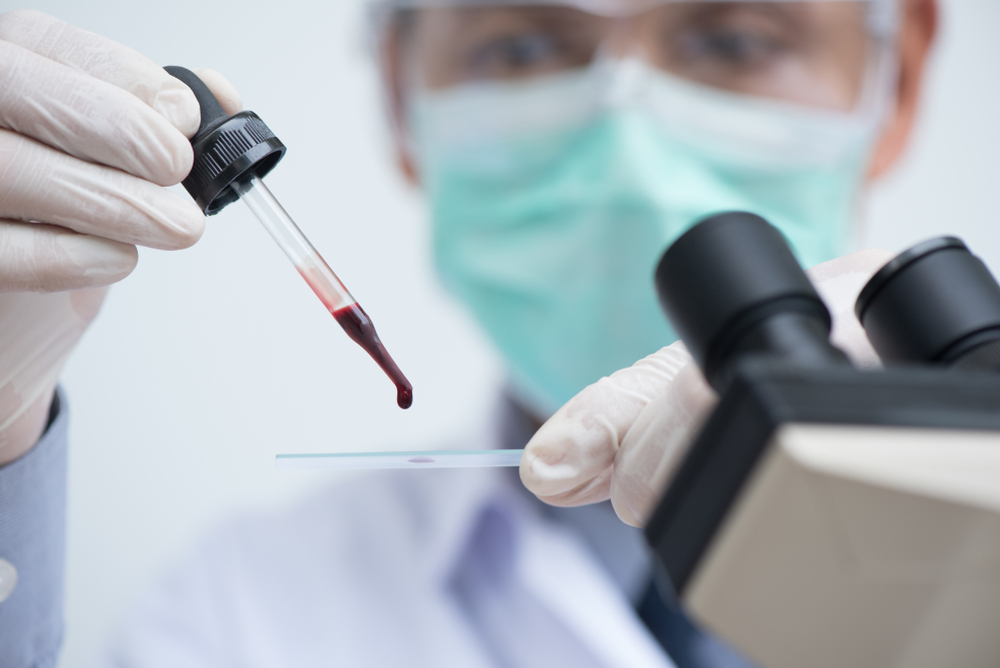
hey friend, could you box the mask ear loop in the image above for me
[856,0,902,131]
[845,0,902,253]
[370,5,424,183]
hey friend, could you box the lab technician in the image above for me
[0,0,935,666]
[103,1,935,666]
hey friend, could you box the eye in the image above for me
[468,32,563,78]
[675,28,784,68]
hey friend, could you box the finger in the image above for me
[0,130,204,251]
[0,40,193,186]
[193,68,244,116]
[520,342,693,505]
[0,221,136,292]
[807,248,894,368]
[69,285,109,323]
[611,362,716,527]
[0,10,199,137]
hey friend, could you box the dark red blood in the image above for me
[333,303,413,409]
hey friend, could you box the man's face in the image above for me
[385,0,936,182]
[404,3,871,110]
[376,0,937,412]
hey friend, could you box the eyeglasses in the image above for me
[375,0,896,112]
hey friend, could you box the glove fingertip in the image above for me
[518,448,548,494]
[154,137,195,188]
[0,231,138,293]
[60,234,138,289]
[610,495,644,528]
[164,196,206,250]
[193,68,244,116]
[518,443,578,498]
[155,75,202,139]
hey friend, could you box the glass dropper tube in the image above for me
[232,172,354,313]
[230,172,412,409]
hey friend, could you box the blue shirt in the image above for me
[0,390,67,668]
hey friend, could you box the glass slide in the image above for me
[276,449,524,470]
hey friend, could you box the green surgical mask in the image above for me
[411,62,881,415]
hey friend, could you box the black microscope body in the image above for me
[644,213,1000,668]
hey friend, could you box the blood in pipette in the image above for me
[295,265,412,409]
[333,303,413,409]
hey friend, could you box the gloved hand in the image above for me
[520,248,894,526]
[0,10,242,465]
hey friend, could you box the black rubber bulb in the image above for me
[163,66,286,215]
[163,66,230,137]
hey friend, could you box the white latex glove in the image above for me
[0,10,242,465]
[520,248,895,526]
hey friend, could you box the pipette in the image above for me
[276,449,524,470]
[165,66,412,409]
[231,174,412,408]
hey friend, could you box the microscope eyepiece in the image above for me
[856,236,1000,371]
[655,211,849,392]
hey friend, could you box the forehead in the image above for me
[399,1,874,43]
[381,0,887,22]
[446,0,668,15]
[385,0,814,16]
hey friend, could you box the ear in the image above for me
[396,147,419,185]
[867,0,938,178]
[381,17,421,186]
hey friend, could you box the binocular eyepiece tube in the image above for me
[856,236,1000,371]
[655,211,849,392]
[655,212,1000,384]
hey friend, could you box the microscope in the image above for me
[645,212,1000,668]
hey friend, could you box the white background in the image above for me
[6,0,1000,665]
